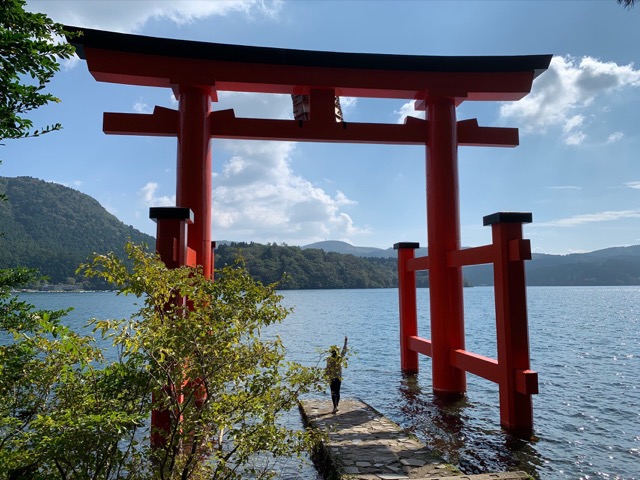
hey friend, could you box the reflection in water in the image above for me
[399,374,422,408]
[397,373,543,478]
[503,434,543,479]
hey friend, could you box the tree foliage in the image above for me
[0,176,155,288]
[618,0,637,8]
[0,0,76,141]
[0,178,421,289]
[0,267,146,478]
[216,242,429,289]
[1,244,324,479]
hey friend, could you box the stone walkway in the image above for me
[299,398,531,480]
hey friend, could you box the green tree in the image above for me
[0,267,150,478]
[1,243,325,479]
[0,0,76,142]
[81,244,325,478]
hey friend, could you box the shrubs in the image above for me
[0,244,324,479]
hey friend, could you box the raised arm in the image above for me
[341,336,348,356]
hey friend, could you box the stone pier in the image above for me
[299,398,532,480]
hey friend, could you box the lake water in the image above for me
[13,287,640,479]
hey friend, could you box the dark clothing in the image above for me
[330,378,341,410]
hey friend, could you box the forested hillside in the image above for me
[4,176,640,289]
[464,248,640,286]
[0,176,155,288]
[215,242,429,289]
[0,176,425,290]
[311,240,640,286]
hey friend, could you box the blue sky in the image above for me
[4,0,640,254]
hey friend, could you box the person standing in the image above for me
[326,336,348,413]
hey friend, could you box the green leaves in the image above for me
[0,268,142,479]
[1,243,325,478]
[0,0,77,142]
[215,242,405,289]
[83,243,326,478]
[0,176,156,288]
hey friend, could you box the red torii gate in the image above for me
[68,27,550,438]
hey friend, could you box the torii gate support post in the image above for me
[486,212,537,437]
[176,85,214,280]
[395,242,420,374]
[394,211,538,437]
[149,207,194,449]
[426,95,467,397]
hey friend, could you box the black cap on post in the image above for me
[149,206,194,224]
[394,242,420,250]
[483,212,532,226]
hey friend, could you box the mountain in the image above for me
[3,176,640,288]
[303,240,640,286]
[462,249,640,286]
[215,241,416,289]
[302,240,429,259]
[0,176,155,288]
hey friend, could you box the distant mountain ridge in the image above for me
[0,176,155,288]
[302,240,429,259]
[3,176,640,288]
[302,240,640,286]
[302,240,396,258]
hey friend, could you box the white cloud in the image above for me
[27,0,281,33]
[564,131,586,146]
[133,98,152,114]
[395,101,425,124]
[607,131,624,143]
[625,181,640,189]
[537,209,640,227]
[217,92,293,119]
[499,55,640,145]
[185,91,365,244]
[562,114,586,143]
[339,96,358,116]
[562,114,585,133]
[212,139,369,244]
[139,182,175,207]
[334,191,356,207]
[60,55,80,71]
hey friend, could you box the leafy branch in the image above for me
[0,0,78,142]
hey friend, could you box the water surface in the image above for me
[15,287,640,479]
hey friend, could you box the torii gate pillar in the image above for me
[425,95,466,397]
[176,85,213,279]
